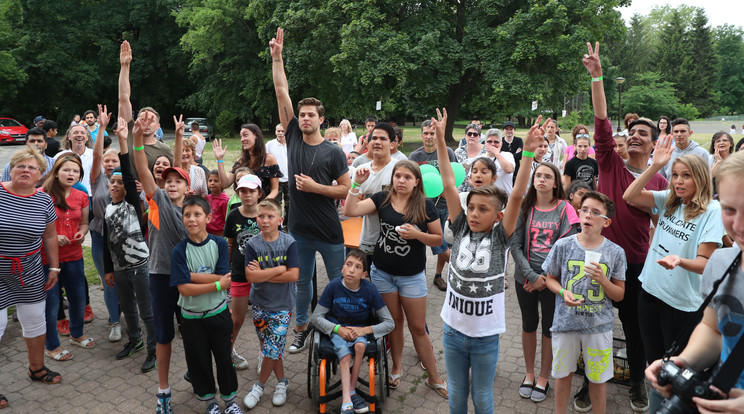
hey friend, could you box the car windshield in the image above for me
[0,119,22,127]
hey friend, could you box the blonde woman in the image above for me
[339,119,357,153]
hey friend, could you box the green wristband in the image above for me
[133,145,145,151]
[351,181,361,189]
[559,288,565,297]
[522,150,535,158]
[592,76,603,82]
[215,281,221,292]
[333,324,340,334]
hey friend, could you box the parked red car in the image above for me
[0,117,29,143]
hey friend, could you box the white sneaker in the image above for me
[232,348,249,370]
[256,353,263,376]
[272,380,289,406]
[243,384,263,409]
[109,323,122,342]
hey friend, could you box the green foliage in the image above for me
[621,72,683,120]
[216,109,237,137]
[714,25,744,114]
[675,103,700,120]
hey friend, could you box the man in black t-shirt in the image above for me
[271,27,351,354]
[502,121,524,184]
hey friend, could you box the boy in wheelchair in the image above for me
[311,250,394,414]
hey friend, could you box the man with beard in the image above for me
[82,109,109,143]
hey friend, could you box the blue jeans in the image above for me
[442,322,500,414]
[91,229,120,324]
[45,259,86,349]
[290,232,344,327]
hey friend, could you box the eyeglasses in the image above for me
[13,164,40,172]
[575,134,589,139]
[486,140,501,145]
[579,207,609,219]
[466,132,480,137]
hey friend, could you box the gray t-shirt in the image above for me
[357,160,395,253]
[89,172,111,234]
[146,188,188,275]
[245,232,300,312]
[542,235,627,334]
[700,246,744,389]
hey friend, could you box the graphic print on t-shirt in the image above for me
[565,259,609,316]
[234,219,260,257]
[378,222,411,257]
[450,233,505,299]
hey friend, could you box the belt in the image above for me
[0,246,42,287]
[181,300,227,319]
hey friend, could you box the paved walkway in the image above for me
[0,252,642,413]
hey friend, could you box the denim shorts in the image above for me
[330,333,368,360]
[370,264,428,299]
[431,207,451,255]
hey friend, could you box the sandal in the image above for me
[45,349,73,361]
[28,366,61,384]
[0,394,7,409]
[425,378,448,399]
[70,337,95,349]
[388,373,401,389]
[519,376,535,398]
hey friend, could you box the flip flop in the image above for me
[45,349,73,361]
[425,378,448,399]
[388,373,401,389]
[70,337,95,349]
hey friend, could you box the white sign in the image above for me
[562,110,567,118]
[376,101,382,111]
[531,100,538,111]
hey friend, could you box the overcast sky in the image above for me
[618,0,743,28]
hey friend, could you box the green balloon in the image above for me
[451,162,467,187]
[423,173,444,198]
[419,164,439,176]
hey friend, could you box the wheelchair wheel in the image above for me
[307,330,319,403]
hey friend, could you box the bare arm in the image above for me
[177,273,231,297]
[561,174,572,194]
[583,42,607,120]
[133,113,158,197]
[118,41,132,123]
[623,135,673,208]
[265,153,279,199]
[270,27,294,129]
[657,242,718,275]
[244,262,288,283]
[493,151,514,173]
[42,221,59,290]
[432,109,462,221]
[174,115,185,169]
[212,139,235,189]
[584,263,625,302]
[268,267,299,283]
[297,171,350,199]
[90,104,111,184]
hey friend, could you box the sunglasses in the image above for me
[466,132,480,137]
[575,133,590,139]
[486,140,501,145]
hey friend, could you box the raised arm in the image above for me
[582,42,607,120]
[623,135,673,208]
[90,104,111,184]
[119,41,133,123]
[343,167,379,217]
[133,112,158,197]
[270,27,294,129]
[173,115,185,169]
[431,108,461,221]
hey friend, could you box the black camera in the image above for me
[655,360,721,414]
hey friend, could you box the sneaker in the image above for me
[433,275,447,291]
[272,380,289,406]
[629,384,649,412]
[141,352,157,373]
[232,348,249,370]
[288,329,310,353]
[530,382,550,403]
[206,402,220,414]
[224,401,243,414]
[156,392,173,414]
[243,384,263,409]
[184,371,191,384]
[518,377,534,399]
[341,408,354,414]
[116,339,144,360]
[57,319,70,336]
[83,305,94,323]
[109,323,122,342]
[573,384,592,413]
[351,394,369,413]
[256,353,263,376]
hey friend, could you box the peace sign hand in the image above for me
[269,27,284,59]
[582,42,602,78]
[173,114,185,137]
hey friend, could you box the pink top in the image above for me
[564,144,596,163]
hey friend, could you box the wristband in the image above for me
[591,76,603,82]
[215,281,221,292]
[351,181,361,189]
[217,159,224,163]
[559,288,565,297]
[348,189,360,196]
[522,150,535,158]
[49,267,61,272]
[333,324,340,334]
[133,145,145,151]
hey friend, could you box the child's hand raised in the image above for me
[524,115,549,154]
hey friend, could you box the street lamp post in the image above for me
[616,77,625,132]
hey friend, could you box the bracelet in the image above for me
[522,150,535,158]
[133,145,144,151]
[216,159,224,163]
[559,288,565,296]
[348,189,360,196]
[351,181,361,189]
[591,76,603,82]
[215,281,221,292]
[333,324,340,334]
[49,267,61,272]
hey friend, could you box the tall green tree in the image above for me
[0,0,28,108]
[714,25,744,114]
[678,8,718,117]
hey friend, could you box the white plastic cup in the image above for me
[584,250,602,271]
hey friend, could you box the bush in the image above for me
[216,110,236,138]
[675,103,700,120]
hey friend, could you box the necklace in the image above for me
[302,143,320,175]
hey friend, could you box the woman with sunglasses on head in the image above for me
[563,124,596,169]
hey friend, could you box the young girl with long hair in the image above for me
[623,136,724,412]
[511,162,580,403]
[42,153,94,360]
[344,160,447,398]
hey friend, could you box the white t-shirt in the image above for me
[340,132,357,153]
[265,139,288,183]
[493,152,515,197]
[357,160,396,253]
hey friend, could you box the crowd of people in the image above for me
[1,31,744,414]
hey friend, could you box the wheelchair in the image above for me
[306,327,390,413]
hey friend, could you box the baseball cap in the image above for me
[236,174,261,190]
[34,116,46,124]
[161,167,191,186]
[503,121,515,128]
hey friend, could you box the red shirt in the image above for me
[42,188,89,263]
[595,117,667,263]
[207,192,230,236]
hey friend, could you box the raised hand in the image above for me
[212,138,227,161]
[524,115,548,153]
[431,108,447,137]
[269,27,284,60]
[115,116,128,141]
[353,167,371,184]
[120,40,132,65]
[97,104,111,129]
[582,42,602,77]
[651,135,674,169]
[173,114,185,137]
[133,111,154,138]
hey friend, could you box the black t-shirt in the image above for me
[223,208,260,282]
[370,191,439,276]
[286,117,348,244]
[563,156,599,189]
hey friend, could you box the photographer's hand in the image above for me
[645,357,686,398]
[694,387,744,414]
